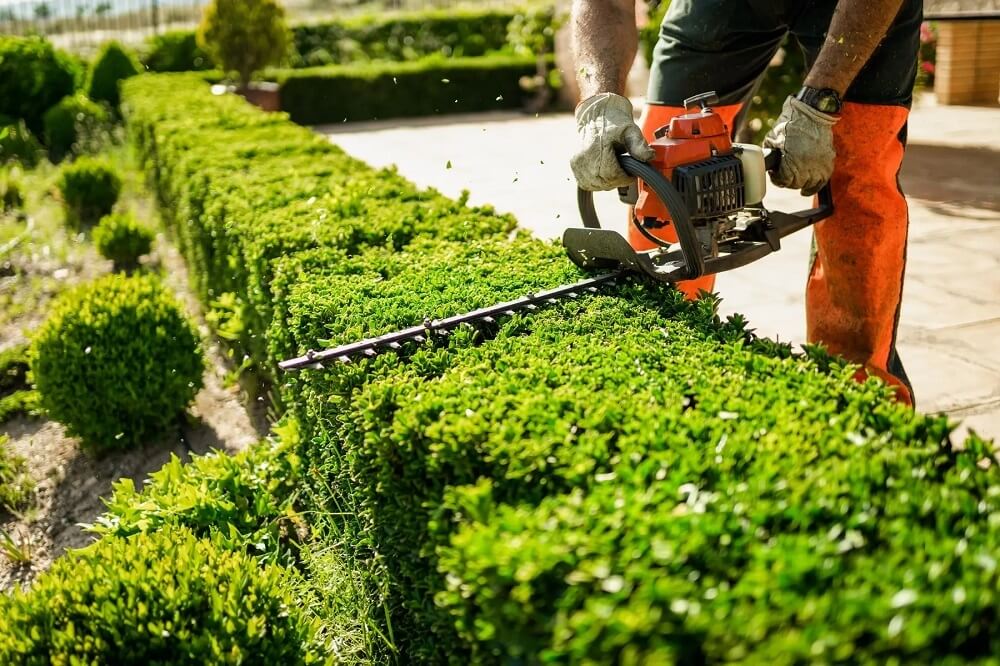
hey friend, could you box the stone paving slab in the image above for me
[319,97,1000,442]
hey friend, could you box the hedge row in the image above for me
[142,8,527,72]
[123,73,515,368]
[117,73,1000,664]
[276,54,548,125]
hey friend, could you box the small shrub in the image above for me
[0,435,33,515]
[90,429,303,564]
[197,0,292,89]
[56,157,122,227]
[0,527,324,664]
[92,211,154,270]
[0,36,81,135]
[0,344,39,424]
[143,30,214,72]
[30,273,204,452]
[0,121,43,168]
[86,41,142,110]
[42,94,111,161]
[1,170,25,210]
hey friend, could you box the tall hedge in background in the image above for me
[0,36,81,135]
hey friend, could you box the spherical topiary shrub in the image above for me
[42,94,111,161]
[56,157,121,228]
[31,273,204,452]
[86,41,142,110]
[0,527,323,664]
[93,211,155,271]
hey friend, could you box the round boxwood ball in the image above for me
[93,211,154,271]
[0,527,322,664]
[31,273,204,452]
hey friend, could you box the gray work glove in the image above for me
[763,95,839,196]
[571,93,655,192]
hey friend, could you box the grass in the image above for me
[0,435,33,517]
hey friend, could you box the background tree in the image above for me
[197,0,291,91]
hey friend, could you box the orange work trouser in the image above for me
[638,102,914,405]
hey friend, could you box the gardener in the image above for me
[570,0,920,405]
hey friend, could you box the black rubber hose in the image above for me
[576,155,704,280]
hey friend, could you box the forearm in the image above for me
[571,0,638,99]
[805,0,905,95]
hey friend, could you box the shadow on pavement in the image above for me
[902,143,1000,213]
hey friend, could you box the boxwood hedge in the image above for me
[277,54,548,125]
[123,74,514,369]
[118,73,999,664]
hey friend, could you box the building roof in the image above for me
[925,0,1000,19]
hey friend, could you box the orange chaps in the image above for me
[639,102,914,405]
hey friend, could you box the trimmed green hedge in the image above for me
[123,73,514,370]
[119,73,1000,665]
[277,54,548,125]
[143,8,527,72]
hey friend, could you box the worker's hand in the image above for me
[763,96,839,196]
[571,93,655,192]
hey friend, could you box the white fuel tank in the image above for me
[733,143,766,207]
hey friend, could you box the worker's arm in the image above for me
[765,0,905,195]
[806,0,906,95]
[569,0,654,192]
[572,0,637,98]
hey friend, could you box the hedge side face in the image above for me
[277,54,547,125]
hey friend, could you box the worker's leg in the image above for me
[644,0,787,299]
[793,0,922,405]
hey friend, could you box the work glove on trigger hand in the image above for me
[763,95,839,196]
[571,93,655,192]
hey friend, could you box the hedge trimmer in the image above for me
[279,92,832,371]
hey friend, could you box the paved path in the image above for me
[318,96,1000,442]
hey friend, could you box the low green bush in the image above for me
[0,434,33,515]
[90,432,303,565]
[86,41,142,110]
[56,157,121,227]
[0,36,81,136]
[0,121,43,168]
[0,527,325,664]
[30,273,204,452]
[42,94,111,161]
[277,53,549,125]
[0,344,38,424]
[92,211,154,270]
[1,170,25,210]
[143,30,214,72]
